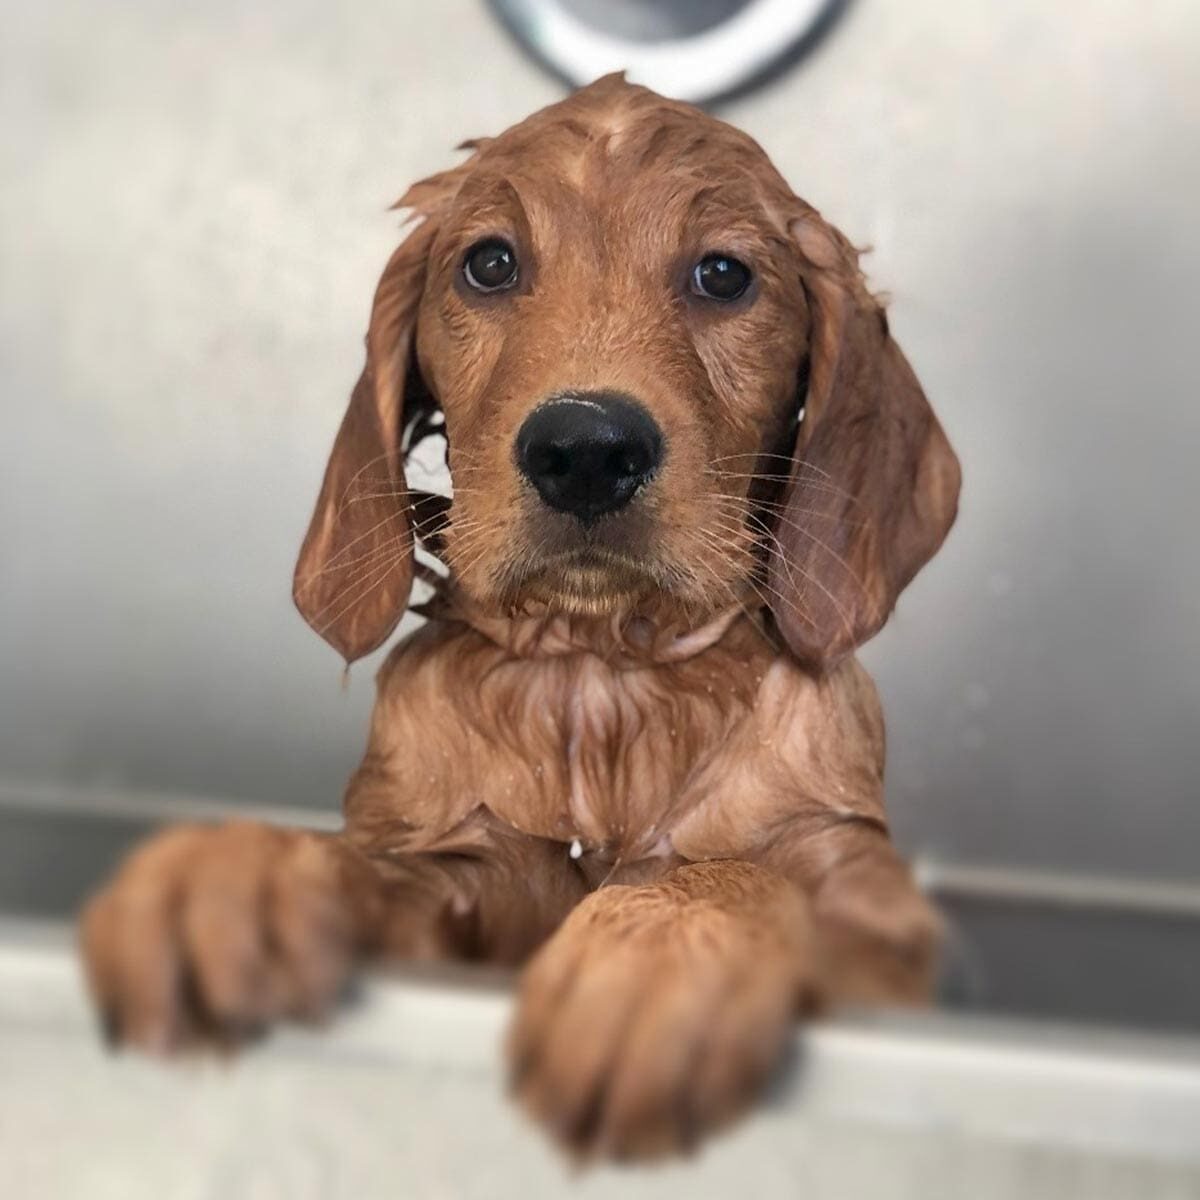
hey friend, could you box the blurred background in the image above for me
[2,1,1198,1029]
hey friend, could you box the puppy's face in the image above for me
[294,77,959,666]
[416,114,808,620]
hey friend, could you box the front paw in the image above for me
[79,822,379,1053]
[507,877,808,1161]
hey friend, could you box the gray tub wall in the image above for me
[2,1,1197,878]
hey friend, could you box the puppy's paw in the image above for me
[80,822,380,1053]
[508,879,808,1161]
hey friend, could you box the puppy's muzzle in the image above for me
[515,392,663,523]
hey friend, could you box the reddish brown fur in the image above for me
[81,76,960,1160]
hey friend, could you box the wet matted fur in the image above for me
[82,76,960,1161]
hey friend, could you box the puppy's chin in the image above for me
[515,554,656,616]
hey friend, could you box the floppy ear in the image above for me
[291,226,430,662]
[767,210,961,670]
[291,149,485,662]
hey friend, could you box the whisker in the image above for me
[710,451,837,481]
[296,497,467,595]
[311,546,410,632]
[295,531,412,586]
[331,447,410,513]
[709,492,868,535]
[708,470,859,505]
[445,516,510,587]
[711,513,859,641]
[294,507,410,590]
[688,523,817,633]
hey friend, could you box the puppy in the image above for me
[81,74,960,1160]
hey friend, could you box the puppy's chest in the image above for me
[379,627,781,860]
[473,652,761,858]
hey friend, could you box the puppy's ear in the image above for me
[293,154,478,662]
[767,210,961,670]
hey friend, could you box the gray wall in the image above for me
[2,1,1197,878]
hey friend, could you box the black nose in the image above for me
[515,393,663,521]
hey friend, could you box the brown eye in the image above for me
[463,238,518,292]
[691,254,752,301]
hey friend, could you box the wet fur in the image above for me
[81,76,960,1160]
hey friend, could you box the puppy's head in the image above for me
[294,76,960,668]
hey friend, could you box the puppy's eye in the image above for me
[463,238,519,292]
[691,254,752,302]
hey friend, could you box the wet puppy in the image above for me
[82,75,960,1160]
